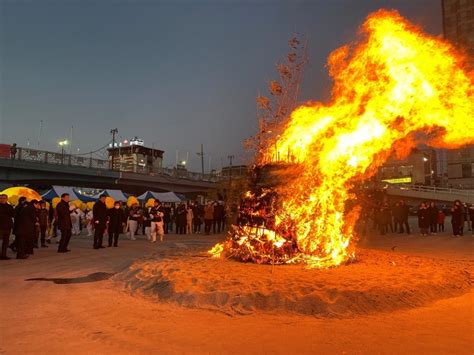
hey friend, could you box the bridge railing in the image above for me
[132,164,221,182]
[387,183,474,197]
[14,147,110,169]
[6,147,222,182]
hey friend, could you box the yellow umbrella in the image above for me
[127,196,139,207]
[1,187,41,204]
[7,195,19,206]
[52,197,61,209]
[105,196,115,209]
[145,198,155,208]
[71,199,84,209]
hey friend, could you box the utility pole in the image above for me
[70,125,74,155]
[227,154,234,185]
[196,144,205,176]
[110,128,118,170]
[37,120,43,148]
[59,140,68,165]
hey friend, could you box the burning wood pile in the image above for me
[210,10,474,268]
[210,164,301,265]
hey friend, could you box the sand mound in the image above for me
[114,249,472,317]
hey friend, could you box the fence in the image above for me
[6,147,222,182]
[394,183,474,197]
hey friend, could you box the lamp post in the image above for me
[110,128,118,170]
[59,140,68,165]
[196,144,205,176]
[227,154,234,185]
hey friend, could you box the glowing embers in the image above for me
[209,223,357,268]
[210,225,297,265]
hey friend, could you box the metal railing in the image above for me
[5,147,223,182]
[12,147,109,169]
[387,183,474,197]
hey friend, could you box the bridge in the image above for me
[385,184,474,204]
[0,147,219,194]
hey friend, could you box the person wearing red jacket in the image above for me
[437,209,446,232]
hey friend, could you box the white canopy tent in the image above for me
[93,189,128,201]
[42,185,80,201]
[137,191,182,203]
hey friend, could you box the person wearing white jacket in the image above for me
[149,201,165,243]
[85,210,94,237]
[128,204,141,240]
[70,206,84,236]
[186,203,194,234]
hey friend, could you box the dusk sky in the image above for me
[0,0,442,171]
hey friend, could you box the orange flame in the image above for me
[210,10,474,268]
[262,10,473,267]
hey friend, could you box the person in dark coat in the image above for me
[15,200,38,258]
[10,196,28,253]
[192,202,203,234]
[107,201,125,247]
[392,202,402,233]
[460,203,467,236]
[417,202,430,236]
[428,201,438,234]
[469,205,474,232]
[0,194,15,260]
[10,143,17,159]
[382,202,392,234]
[213,202,224,234]
[398,200,411,234]
[176,203,187,235]
[163,204,172,234]
[26,200,40,253]
[93,194,108,249]
[450,200,464,236]
[38,201,49,248]
[377,202,391,235]
[56,193,72,253]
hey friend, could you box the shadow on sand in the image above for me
[25,272,116,284]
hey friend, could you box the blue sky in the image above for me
[0,0,442,170]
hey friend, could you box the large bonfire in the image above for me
[210,10,474,268]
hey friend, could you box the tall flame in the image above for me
[260,10,474,267]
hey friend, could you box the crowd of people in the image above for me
[371,199,474,237]
[2,189,473,261]
[0,192,226,260]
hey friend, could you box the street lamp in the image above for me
[59,140,68,164]
[227,154,235,185]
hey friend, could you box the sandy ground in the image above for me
[116,249,471,317]
[0,225,473,354]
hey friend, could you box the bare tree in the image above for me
[246,34,308,164]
